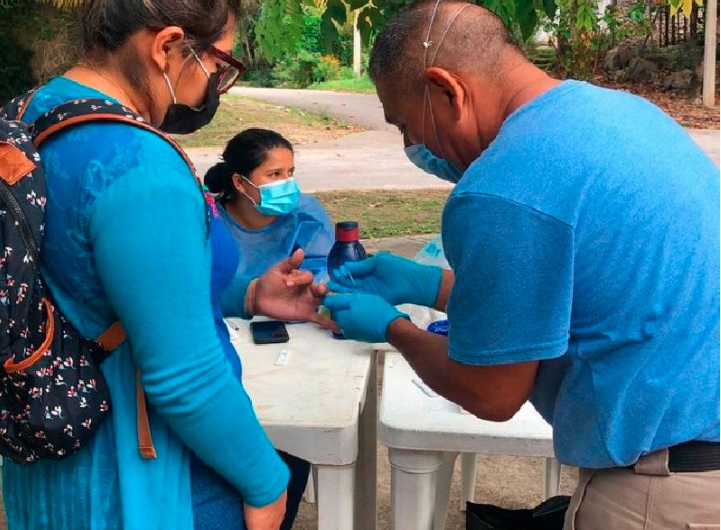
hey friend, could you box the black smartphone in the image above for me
[250,320,290,345]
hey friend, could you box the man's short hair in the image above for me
[369,0,519,98]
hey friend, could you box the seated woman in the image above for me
[205,128,334,282]
[205,128,334,529]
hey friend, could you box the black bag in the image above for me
[0,93,184,464]
[466,495,571,530]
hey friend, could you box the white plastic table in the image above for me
[228,318,378,530]
[379,352,559,530]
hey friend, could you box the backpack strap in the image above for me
[30,98,209,461]
[1,88,39,122]
[31,98,201,182]
[96,320,156,459]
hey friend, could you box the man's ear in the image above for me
[148,26,186,73]
[424,67,466,122]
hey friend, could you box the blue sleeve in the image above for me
[442,193,572,365]
[88,141,289,506]
[221,274,254,318]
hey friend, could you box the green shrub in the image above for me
[0,31,35,105]
[270,50,320,88]
[312,54,342,83]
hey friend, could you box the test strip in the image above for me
[275,350,291,366]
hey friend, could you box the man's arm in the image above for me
[387,318,538,421]
[433,268,455,312]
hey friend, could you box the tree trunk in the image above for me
[702,0,718,106]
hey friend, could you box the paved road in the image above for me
[188,87,452,192]
[187,87,719,192]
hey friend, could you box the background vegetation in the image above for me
[0,0,715,105]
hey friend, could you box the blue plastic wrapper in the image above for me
[427,319,450,336]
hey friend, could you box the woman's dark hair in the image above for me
[204,128,294,203]
[81,0,238,53]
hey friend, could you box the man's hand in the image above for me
[244,491,287,530]
[326,253,443,308]
[251,249,338,331]
[323,292,409,343]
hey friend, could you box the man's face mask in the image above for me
[404,144,464,183]
[160,49,221,135]
[242,176,301,217]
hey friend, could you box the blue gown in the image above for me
[218,195,334,284]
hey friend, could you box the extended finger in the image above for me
[326,280,353,294]
[310,282,329,298]
[306,310,341,332]
[285,269,314,287]
[274,249,306,275]
[342,258,377,276]
[322,294,353,311]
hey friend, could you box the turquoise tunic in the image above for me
[2,77,288,529]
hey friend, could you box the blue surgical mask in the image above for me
[404,144,464,183]
[243,176,300,216]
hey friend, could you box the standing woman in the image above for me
[1,0,332,529]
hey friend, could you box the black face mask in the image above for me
[159,72,221,135]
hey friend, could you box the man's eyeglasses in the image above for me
[207,46,245,94]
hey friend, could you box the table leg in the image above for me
[433,452,458,530]
[388,448,444,530]
[303,465,316,504]
[460,452,478,511]
[544,458,561,499]
[316,464,356,530]
[354,350,379,530]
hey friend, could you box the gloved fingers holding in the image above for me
[322,292,409,343]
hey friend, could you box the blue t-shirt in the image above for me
[218,194,334,281]
[442,80,719,469]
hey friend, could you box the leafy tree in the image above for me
[320,0,556,45]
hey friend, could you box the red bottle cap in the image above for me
[335,221,359,242]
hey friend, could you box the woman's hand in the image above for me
[244,491,287,530]
[249,249,338,331]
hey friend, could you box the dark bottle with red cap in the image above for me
[327,221,367,339]
[327,221,367,280]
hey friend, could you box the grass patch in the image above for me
[311,189,449,239]
[172,94,360,148]
[309,76,376,94]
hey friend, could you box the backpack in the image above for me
[0,91,199,464]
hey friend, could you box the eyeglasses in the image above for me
[145,26,245,94]
[207,46,245,94]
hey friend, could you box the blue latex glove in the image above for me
[323,293,410,343]
[327,253,443,308]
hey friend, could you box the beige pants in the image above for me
[564,448,720,530]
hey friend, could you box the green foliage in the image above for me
[322,0,557,47]
[270,49,319,88]
[542,0,659,79]
[309,74,376,93]
[254,0,309,62]
[0,30,35,105]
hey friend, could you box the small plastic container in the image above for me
[327,221,367,339]
[426,319,450,337]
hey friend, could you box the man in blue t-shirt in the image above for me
[324,1,720,528]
